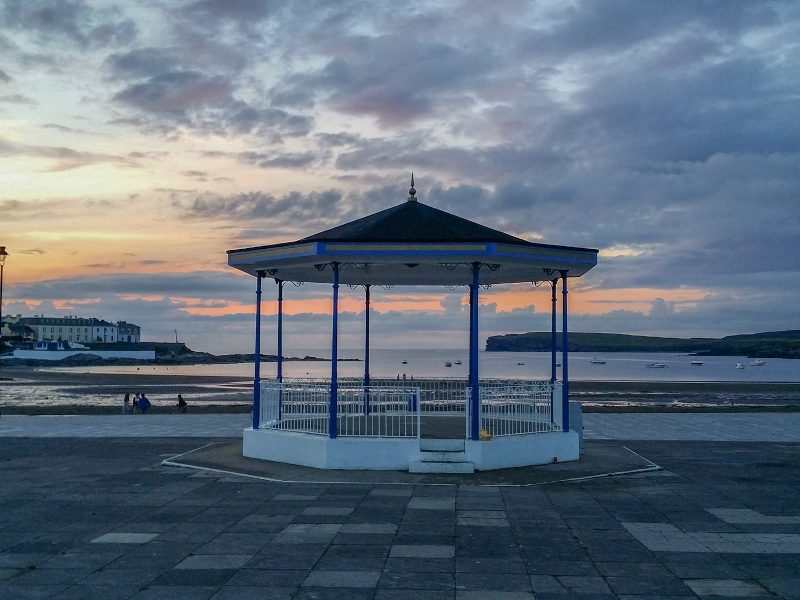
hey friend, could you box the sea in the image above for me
[3,350,799,409]
[59,349,800,383]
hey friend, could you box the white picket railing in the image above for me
[468,381,563,437]
[260,378,563,439]
[259,380,420,438]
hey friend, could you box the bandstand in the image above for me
[227,177,598,472]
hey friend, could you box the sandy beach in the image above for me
[2,365,800,415]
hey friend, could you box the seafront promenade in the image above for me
[1,413,799,599]
[2,412,800,442]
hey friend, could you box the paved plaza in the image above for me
[0,414,799,599]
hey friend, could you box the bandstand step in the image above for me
[409,459,474,474]
[419,438,465,452]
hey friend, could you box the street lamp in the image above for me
[0,246,7,341]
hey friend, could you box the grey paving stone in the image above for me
[82,567,163,586]
[685,579,771,596]
[195,533,272,555]
[379,570,455,590]
[57,585,141,600]
[91,532,159,544]
[130,585,219,599]
[339,523,397,534]
[0,585,70,600]
[390,544,455,558]
[375,590,454,600]
[457,592,535,600]
[294,588,376,600]
[226,568,308,587]
[558,575,613,594]
[456,557,526,573]
[272,523,342,544]
[302,569,381,588]
[245,543,328,570]
[408,498,456,511]
[5,567,94,586]
[302,507,353,516]
[759,577,800,600]
[176,555,252,569]
[384,557,454,573]
[209,587,296,599]
[150,568,237,587]
[524,559,600,576]
[530,574,565,592]
[605,575,694,596]
[455,572,532,592]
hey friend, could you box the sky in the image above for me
[1,0,799,354]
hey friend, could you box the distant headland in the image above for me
[485,330,800,359]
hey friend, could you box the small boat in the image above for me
[517,362,525,366]
[736,363,746,369]
[646,363,667,368]
[444,361,452,367]
[556,362,562,367]
[401,360,407,364]
[691,360,704,366]
[750,359,766,366]
[590,358,606,364]
[454,360,462,365]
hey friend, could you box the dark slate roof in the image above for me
[300,200,535,246]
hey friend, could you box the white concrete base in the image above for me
[465,430,580,470]
[243,427,580,471]
[243,428,419,470]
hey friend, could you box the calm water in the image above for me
[65,349,800,383]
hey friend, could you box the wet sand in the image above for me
[1,365,799,415]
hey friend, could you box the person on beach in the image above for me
[122,393,131,415]
[133,393,139,414]
[138,393,151,414]
[177,394,187,414]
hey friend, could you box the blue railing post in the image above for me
[364,284,371,415]
[276,279,284,420]
[329,262,340,439]
[253,271,264,430]
[551,278,558,422]
[560,270,570,432]
[469,262,481,441]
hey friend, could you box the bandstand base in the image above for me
[243,428,580,471]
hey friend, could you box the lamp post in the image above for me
[0,246,7,342]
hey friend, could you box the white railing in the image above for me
[468,381,563,437]
[259,381,420,438]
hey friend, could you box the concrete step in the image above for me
[420,438,465,452]
[409,460,474,474]
[417,451,468,463]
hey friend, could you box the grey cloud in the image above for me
[2,0,137,48]
[0,68,10,83]
[113,71,233,115]
[0,137,132,172]
[238,151,317,169]
[0,93,35,105]
[179,189,345,225]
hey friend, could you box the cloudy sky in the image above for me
[2,0,799,354]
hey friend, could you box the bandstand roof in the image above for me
[227,179,598,286]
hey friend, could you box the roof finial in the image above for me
[408,172,417,202]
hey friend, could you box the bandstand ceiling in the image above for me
[227,189,598,286]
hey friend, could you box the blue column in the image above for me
[469,262,480,441]
[560,270,570,432]
[329,262,340,439]
[253,271,264,430]
[364,284,371,415]
[551,279,557,384]
[276,280,284,382]
[276,279,284,421]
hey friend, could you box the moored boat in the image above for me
[735,363,746,369]
[749,359,766,366]
[444,361,452,367]
[646,362,667,368]
[691,360,704,366]
[590,358,606,364]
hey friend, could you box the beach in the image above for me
[2,364,800,415]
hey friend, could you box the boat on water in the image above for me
[590,358,606,364]
[517,362,525,366]
[736,363,746,369]
[454,360,462,365]
[556,363,562,367]
[691,360,704,366]
[750,359,766,366]
[444,361,452,367]
[401,360,408,364]
[646,363,667,368]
